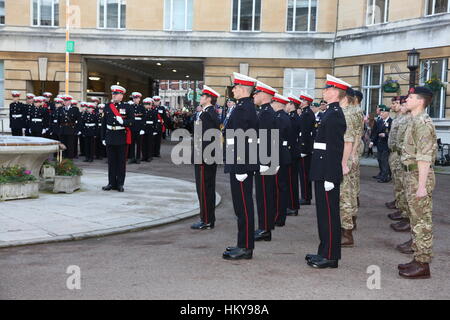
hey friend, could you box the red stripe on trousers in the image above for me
[201,165,208,224]
[262,175,268,231]
[240,181,249,249]
[325,191,332,260]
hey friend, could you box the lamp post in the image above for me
[407,48,420,89]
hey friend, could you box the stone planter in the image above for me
[53,175,81,194]
[0,181,39,201]
[42,165,56,179]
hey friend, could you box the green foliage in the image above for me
[0,166,37,185]
[53,159,83,177]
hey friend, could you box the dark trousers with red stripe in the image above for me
[255,173,276,232]
[230,173,255,250]
[84,136,95,161]
[299,155,313,201]
[194,164,217,224]
[275,165,289,225]
[314,181,341,261]
[129,131,143,160]
[288,160,300,210]
[154,132,162,156]
[106,144,127,188]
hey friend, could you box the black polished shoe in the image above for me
[190,221,215,230]
[136,159,141,164]
[305,254,322,262]
[223,248,253,260]
[275,221,285,227]
[300,199,311,205]
[83,159,90,162]
[307,257,338,269]
[254,230,271,242]
[117,186,125,192]
[128,159,136,164]
[226,246,238,252]
[102,184,114,191]
[286,208,298,216]
[372,175,381,179]
[377,179,391,183]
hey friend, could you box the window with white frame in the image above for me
[32,0,59,27]
[426,0,450,15]
[420,58,448,119]
[362,64,384,115]
[164,0,193,31]
[366,0,389,25]
[0,60,4,109]
[232,0,261,31]
[0,0,5,25]
[99,0,126,29]
[283,69,315,98]
[287,0,317,32]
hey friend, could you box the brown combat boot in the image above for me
[390,219,411,232]
[387,210,403,221]
[398,259,415,270]
[341,229,354,247]
[352,216,357,231]
[385,200,397,210]
[396,239,414,254]
[399,260,431,279]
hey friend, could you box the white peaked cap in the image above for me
[325,74,352,90]
[233,72,257,86]
[202,85,221,98]
[255,81,278,96]
[272,93,290,104]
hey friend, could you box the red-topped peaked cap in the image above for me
[233,72,257,87]
[325,74,352,91]
[255,81,278,96]
[202,85,221,98]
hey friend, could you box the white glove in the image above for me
[275,166,280,174]
[77,132,81,136]
[115,116,124,125]
[140,130,145,135]
[369,142,374,148]
[102,140,106,146]
[324,181,335,192]
[42,129,46,134]
[301,153,307,158]
[260,166,270,174]
[153,132,158,136]
[235,174,248,182]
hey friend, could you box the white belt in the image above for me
[153,132,158,136]
[85,123,96,127]
[248,138,253,143]
[226,139,234,145]
[135,117,142,120]
[314,142,326,150]
[12,115,23,118]
[146,121,154,124]
[283,141,288,146]
[32,118,43,122]
[107,125,125,131]
[53,120,58,123]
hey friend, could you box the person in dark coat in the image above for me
[59,96,81,159]
[370,105,393,183]
[9,91,27,136]
[142,98,157,162]
[80,103,98,162]
[128,92,146,164]
[28,96,49,137]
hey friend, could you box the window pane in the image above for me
[363,66,370,86]
[283,68,315,97]
[240,0,253,31]
[172,0,186,31]
[284,69,293,90]
[0,60,3,109]
[106,0,119,28]
[254,0,261,31]
[296,0,309,31]
[287,0,294,31]
[120,0,126,28]
[310,0,317,31]
[186,0,193,30]
[164,0,171,30]
[232,0,239,30]
[369,88,380,114]
[374,0,387,23]
[366,0,374,25]
[0,0,5,24]
[54,0,59,26]
[100,0,105,28]
[435,0,449,13]
[370,65,381,85]
[40,0,52,26]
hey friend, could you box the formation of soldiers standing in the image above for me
[191,73,437,280]
[8,90,168,166]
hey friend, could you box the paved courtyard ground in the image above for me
[0,141,449,300]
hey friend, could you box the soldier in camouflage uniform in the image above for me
[398,86,437,280]
[340,88,358,246]
[387,97,402,218]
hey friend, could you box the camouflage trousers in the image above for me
[351,158,360,216]
[390,153,409,218]
[340,161,358,230]
[404,169,435,263]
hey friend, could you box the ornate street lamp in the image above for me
[407,48,420,88]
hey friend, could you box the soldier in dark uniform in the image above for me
[95,104,106,160]
[191,86,221,230]
[9,91,27,136]
[370,105,393,183]
[152,96,166,158]
[272,94,293,228]
[77,101,86,158]
[101,85,134,193]
[24,93,35,136]
[59,95,81,159]
[222,73,259,260]
[253,81,278,242]
[286,94,302,217]
[29,96,49,137]
[49,97,63,141]
[142,98,156,162]
[80,103,98,162]
[298,93,316,206]
[306,75,348,269]
[311,102,322,140]
[128,92,146,164]
[42,92,55,139]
